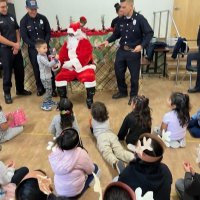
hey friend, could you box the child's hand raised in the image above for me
[6,160,15,168]
[183,161,192,172]
[55,54,59,60]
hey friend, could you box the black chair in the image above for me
[182,52,200,88]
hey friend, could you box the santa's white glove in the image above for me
[135,187,154,200]
[52,60,61,72]
[62,61,73,70]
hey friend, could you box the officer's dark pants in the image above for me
[28,47,56,91]
[0,47,25,94]
[114,48,141,97]
[195,51,200,89]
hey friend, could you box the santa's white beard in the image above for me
[67,36,79,50]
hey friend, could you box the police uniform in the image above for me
[0,13,25,96]
[107,12,153,101]
[20,13,56,94]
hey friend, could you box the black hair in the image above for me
[15,178,47,200]
[35,39,47,49]
[132,95,152,129]
[55,128,83,151]
[58,98,74,130]
[91,102,109,122]
[114,3,121,13]
[104,184,135,200]
[140,135,164,158]
[170,92,190,127]
[15,178,71,200]
[48,193,72,200]
[0,105,2,111]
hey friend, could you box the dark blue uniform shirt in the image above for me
[0,13,19,47]
[20,13,51,48]
[107,12,154,49]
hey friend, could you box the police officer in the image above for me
[20,0,57,96]
[188,26,200,93]
[0,0,31,104]
[101,0,153,105]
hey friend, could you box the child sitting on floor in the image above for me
[187,109,200,138]
[0,158,29,200]
[176,161,200,200]
[156,92,190,148]
[48,128,100,198]
[90,102,134,174]
[0,105,23,144]
[49,98,80,137]
[118,95,152,145]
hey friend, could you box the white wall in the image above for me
[14,0,174,36]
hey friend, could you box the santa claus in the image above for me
[55,22,96,109]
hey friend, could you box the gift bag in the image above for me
[7,109,27,128]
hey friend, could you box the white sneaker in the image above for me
[169,141,181,148]
[180,138,186,148]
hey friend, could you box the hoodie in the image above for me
[118,157,172,200]
[48,147,94,197]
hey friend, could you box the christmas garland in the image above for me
[50,27,113,38]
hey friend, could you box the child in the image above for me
[48,128,100,197]
[175,161,200,200]
[90,102,134,174]
[0,105,23,143]
[159,92,190,148]
[36,39,59,111]
[49,98,80,137]
[118,95,152,145]
[0,159,29,200]
[187,109,200,138]
[0,160,29,186]
[118,133,172,200]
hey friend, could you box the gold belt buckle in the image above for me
[124,45,132,51]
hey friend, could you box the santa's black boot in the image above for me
[86,87,95,109]
[57,86,67,100]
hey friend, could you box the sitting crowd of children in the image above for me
[1,90,200,200]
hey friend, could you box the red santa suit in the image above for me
[55,23,96,88]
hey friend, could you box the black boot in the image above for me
[57,86,67,99]
[86,87,95,109]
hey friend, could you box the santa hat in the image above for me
[67,22,82,36]
[80,16,87,23]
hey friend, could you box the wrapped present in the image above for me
[7,109,27,128]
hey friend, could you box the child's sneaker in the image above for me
[41,102,52,111]
[180,138,186,148]
[169,140,180,148]
[47,100,57,106]
[115,160,125,174]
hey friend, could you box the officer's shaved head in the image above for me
[120,0,134,16]
[0,0,7,3]
[120,0,134,4]
[0,0,8,15]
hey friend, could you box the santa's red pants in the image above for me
[55,68,96,88]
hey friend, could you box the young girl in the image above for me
[160,92,190,148]
[48,128,100,198]
[49,98,80,137]
[118,95,152,145]
[90,102,134,174]
[0,158,29,200]
[0,105,23,143]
